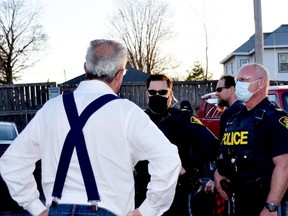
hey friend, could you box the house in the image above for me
[220,24,288,81]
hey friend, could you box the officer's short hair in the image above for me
[146,74,173,90]
[220,75,236,88]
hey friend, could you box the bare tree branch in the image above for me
[108,0,177,74]
[0,0,47,84]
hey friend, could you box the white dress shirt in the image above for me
[0,80,181,216]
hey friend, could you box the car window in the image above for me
[268,94,279,107]
[204,98,223,118]
[0,125,17,140]
[268,92,288,112]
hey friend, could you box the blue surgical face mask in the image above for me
[235,80,259,102]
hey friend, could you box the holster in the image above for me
[217,149,237,178]
[178,168,201,191]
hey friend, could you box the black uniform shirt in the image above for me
[134,106,220,208]
[219,100,244,140]
[220,97,288,182]
[145,107,219,172]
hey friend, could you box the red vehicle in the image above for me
[198,85,288,138]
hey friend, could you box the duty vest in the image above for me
[220,105,275,184]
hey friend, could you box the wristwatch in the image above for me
[265,202,278,212]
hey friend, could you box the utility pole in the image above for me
[203,0,209,80]
[253,0,263,64]
[64,69,66,83]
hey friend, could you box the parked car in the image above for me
[198,85,288,138]
[0,122,23,212]
[0,121,19,157]
[0,122,44,213]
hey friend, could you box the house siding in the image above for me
[224,55,254,76]
[263,48,288,80]
[221,24,288,81]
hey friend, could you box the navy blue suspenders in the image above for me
[52,92,119,209]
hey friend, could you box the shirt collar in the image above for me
[76,80,116,95]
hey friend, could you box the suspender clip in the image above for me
[52,197,59,207]
[89,200,99,212]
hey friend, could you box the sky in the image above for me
[17,0,288,84]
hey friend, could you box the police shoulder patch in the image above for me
[190,115,203,125]
[279,116,288,129]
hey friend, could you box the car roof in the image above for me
[0,121,17,126]
[201,92,217,99]
[268,85,288,91]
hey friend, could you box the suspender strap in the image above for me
[52,92,119,202]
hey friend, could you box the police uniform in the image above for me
[135,106,219,216]
[217,98,288,216]
[219,100,244,140]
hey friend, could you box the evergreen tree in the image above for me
[186,61,204,81]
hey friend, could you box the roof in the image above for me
[61,66,149,86]
[122,67,149,82]
[221,24,288,63]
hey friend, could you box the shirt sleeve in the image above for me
[0,110,47,216]
[266,112,288,157]
[127,106,181,216]
[184,115,220,165]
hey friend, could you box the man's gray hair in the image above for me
[85,39,128,83]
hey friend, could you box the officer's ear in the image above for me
[229,86,235,95]
[167,90,173,106]
[168,89,173,98]
[146,90,151,104]
[146,90,150,99]
[258,78,266,89]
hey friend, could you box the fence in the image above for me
[118,80,217,110]
[1,81,217,132]
[0,82,57,131]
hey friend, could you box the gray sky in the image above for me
[19,0,288,83]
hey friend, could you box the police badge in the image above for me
[279,116,288,129]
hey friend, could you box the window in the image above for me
[204,98,223,119]
[268,94,279,107]
[240,59,249,67]
[0,125,17,140]
[278,53,288,73]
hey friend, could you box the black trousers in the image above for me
[162,183,191,216]
[190,189,215,216]
[229,180,270,216]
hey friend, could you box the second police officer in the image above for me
[214,63,288,216]
[134,74,220,216]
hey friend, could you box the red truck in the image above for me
[198,85,288,138]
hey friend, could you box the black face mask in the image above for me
[148,95,169,114]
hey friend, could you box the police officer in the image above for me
[214,63,288,216]
[205,75,244,216]
[215,75,244,140]
[134,74,220,216]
